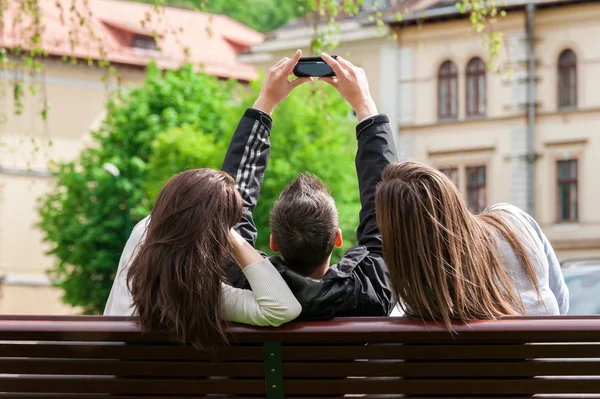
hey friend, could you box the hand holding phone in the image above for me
[253,50,312,114]
[318,53,378,121]
[293,56,337,77]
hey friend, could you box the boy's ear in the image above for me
[270,234,280,253]
[334,228,343,248]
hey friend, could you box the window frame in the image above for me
[558,49,577,109]
[466,165,487,214]
[440,167,459,188]
[557,159,579,223]
[466,57,487,117]
[437,60,458,120]
[131,34,158,51]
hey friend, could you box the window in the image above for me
[438,61,458,120]
[440,168,459,187]
[361,0,390,11]
[466,57,486,117]
[132,34,158,51]
[557,159,578,222]
[558,49,577,109]
[466,166,486,213]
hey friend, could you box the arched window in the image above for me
[438,61,458,120]
[558,49,577,109]
[466,57,486,117]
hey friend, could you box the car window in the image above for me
[562,266,600,315]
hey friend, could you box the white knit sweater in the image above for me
[104,217,302,326]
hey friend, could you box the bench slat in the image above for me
[282,344,600,360]
[282,361,600,377]
[0,397,600,399]
[0,378,265,394]
[282,379,600,395]
[1,318,600,344]
[0,359,599,378]
[0,343,263,360]
[1,377,599,395]
[0,359,264,377]
[3,343,600,361]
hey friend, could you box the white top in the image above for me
[390,203,569,318]
[104,217,302,326]
[488,203,569,315]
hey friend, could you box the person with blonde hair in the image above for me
[375,161,569,326]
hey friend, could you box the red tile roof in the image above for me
[1,0,264,81]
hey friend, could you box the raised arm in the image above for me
[221,109,273,247]
[319,54,398,315]
[221,50,311,247]
[320,54,398,250]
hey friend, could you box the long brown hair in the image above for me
[375,161,541,327]
[127,169,242,349]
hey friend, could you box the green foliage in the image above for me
[146,125,226,198]
[37,63,235,314]
[455,0,506,71]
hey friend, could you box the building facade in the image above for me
[241,0,600,261]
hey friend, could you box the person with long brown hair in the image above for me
[104,168,301,349]
[375,161,569,326]
[104,52,312,349]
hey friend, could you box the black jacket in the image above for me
[222,108,398,320]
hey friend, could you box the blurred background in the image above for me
[0,0,598,315]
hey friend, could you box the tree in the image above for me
[37,63,235,313]
[136,0,310,33]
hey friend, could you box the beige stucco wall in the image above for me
[534,5,600,256]
[395,2,600,260]
[0,61,145,314]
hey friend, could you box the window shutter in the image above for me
[396,134,414,161]
[510,125,529,211]
[510,70,527,110]
[508,33,527,64]
[397,47,414,124]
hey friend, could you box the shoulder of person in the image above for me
[489,203,536,226]
[488,203,545,249]
[129,216,150,241]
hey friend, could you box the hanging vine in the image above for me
[456,0,508,71]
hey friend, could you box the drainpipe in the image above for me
[525,2,536,216]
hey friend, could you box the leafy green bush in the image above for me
[38,64,235,314]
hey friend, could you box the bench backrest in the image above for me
[0,315,599,398]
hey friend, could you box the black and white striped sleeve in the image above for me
[222,108,273,247]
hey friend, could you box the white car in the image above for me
[561,257,600,315]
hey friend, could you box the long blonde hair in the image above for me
[375,161,541,327]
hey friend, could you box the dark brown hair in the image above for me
[127,169,242,350]
[270,173,339,276]
[375,161,541,328]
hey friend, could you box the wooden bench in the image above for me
[0,315,599,398]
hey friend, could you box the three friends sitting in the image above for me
[104,50,569,350]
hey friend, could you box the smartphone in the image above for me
[293,55,337,77]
